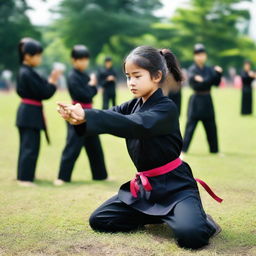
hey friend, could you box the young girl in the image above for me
[16,38,60,186]
[57,46,222,250]
[55,45,108,185]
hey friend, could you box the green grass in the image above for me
[0,87,256,256]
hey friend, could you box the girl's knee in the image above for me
[176,226,210,250]
[89,211,105,231]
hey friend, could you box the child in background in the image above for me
[240,60,256,115]
[98,57,117,109]
[55,45,108,185]
[16,37,60,186]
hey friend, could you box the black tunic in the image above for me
[67,69,97,103]
[241,71,254,115]
[168,89,181,116]
[16,64,56,129]
[187,64,222,119]
[98,67,116,96]
[76,88,200,215]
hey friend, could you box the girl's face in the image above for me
[125,60,161,102]
[23,53,42,67]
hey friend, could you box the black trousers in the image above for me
[182,117,218,153]
[58,124,108,181]
[103,91,116,109]
[183,94,219,153]
[89,195,216,250]
[241,88,253,115]
[17,127,41,181]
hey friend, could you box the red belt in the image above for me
[21,98,50,144]
[22,98,42,106]
[72,100,92,109]
[130,158,223,203]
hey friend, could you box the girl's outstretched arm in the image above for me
[57,100,179,139]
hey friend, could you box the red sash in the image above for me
[21,98,50,144]
[72,100,92,109]
[130,158,223,203]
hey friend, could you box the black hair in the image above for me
[71,45,90,59]
[105,56,112,62]
[194,43,206,54]
[123,45,183,83]
[18,37,43,64]
[244,59,251,65]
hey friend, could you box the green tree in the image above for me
[40,27,71,72]
[55,0,162,59]
[157,0,256,69]
[0,0,41,71]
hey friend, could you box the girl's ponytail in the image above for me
[18,39,26,64]
[160,49,183,82]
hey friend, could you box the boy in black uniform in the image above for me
[55,45,108,185]
[182,44,223,154]
[98,57,117,109]
[57,46,223,250]
[16,38,60,186]
[240,60,255,115]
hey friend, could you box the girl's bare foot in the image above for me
[18,181,37,187]
[54,179,66,186]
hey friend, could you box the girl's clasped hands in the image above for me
[57,102,86,125]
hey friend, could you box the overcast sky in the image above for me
[26,0,256,40]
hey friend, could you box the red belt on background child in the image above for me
[72,100,92,109]
[130,158,223,203]
[21,98,50,144]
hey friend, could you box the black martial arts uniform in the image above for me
[75,88,218,249]
[241,71,254,115]
[168,89,182,116]
[58,68,107,181]
[98,67,117,109]
[16,64,56,181]
[183,64,222,153]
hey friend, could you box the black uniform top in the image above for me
[98,67,116,95]
[76,88,199,215]
[241,71,254,89]
[67,68,97,103]
[16,64,56,129]
[187,64,222,119]
[188,64,222,92]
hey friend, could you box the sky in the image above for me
[26,0,256,40]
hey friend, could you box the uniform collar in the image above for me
[73,68,84,74]
[194,63,206,70]
[22,64,33,70]
[136,88,164,112]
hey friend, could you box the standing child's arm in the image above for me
[19,69,60,100]
[211,66,223,87]
[68,73,97,101]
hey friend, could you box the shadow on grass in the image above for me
[185,151,256,158]
[35,179,120,188]
[143,223,175,242]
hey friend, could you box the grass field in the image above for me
[0,87,256,256]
